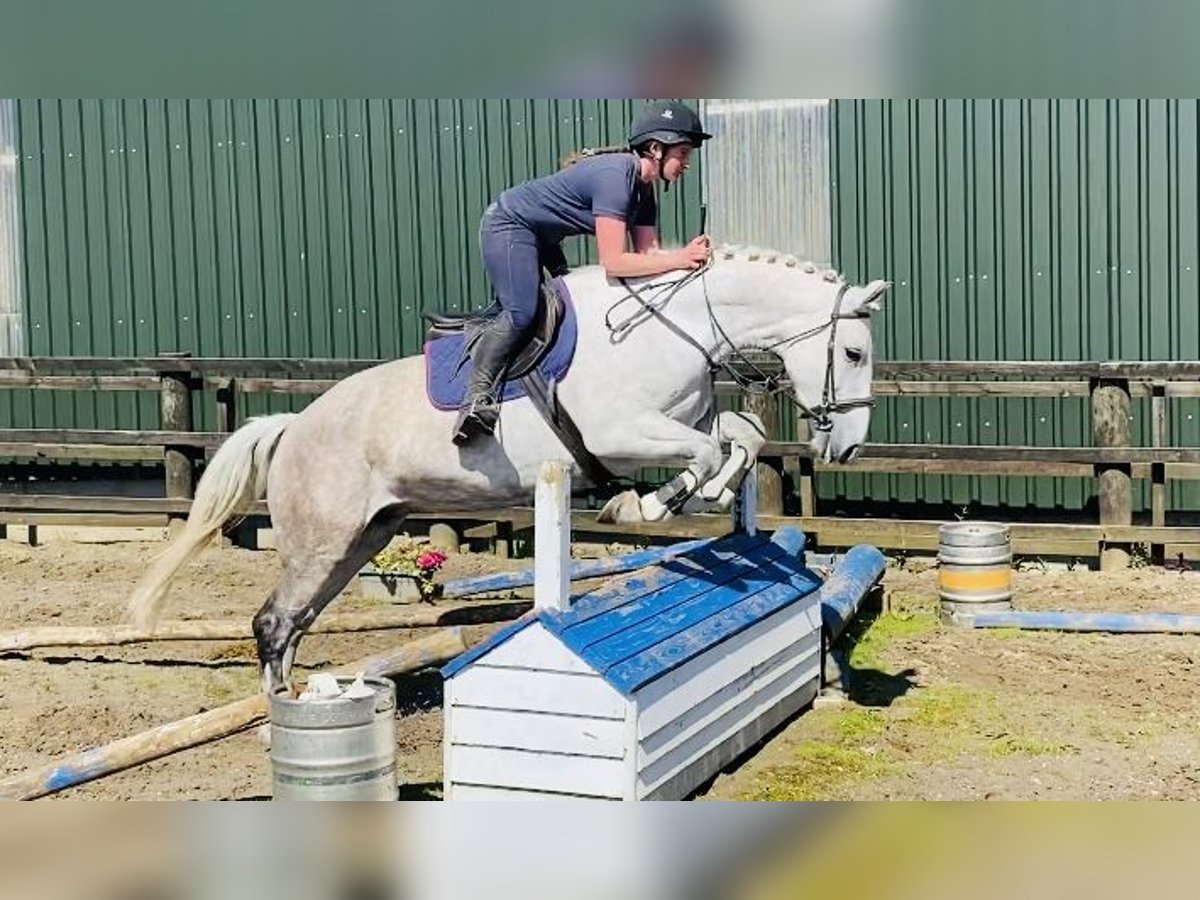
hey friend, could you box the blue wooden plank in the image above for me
[573,548,807,671]
[552,541,792,651]
[550,532,765,631]
[606,573,823,694]
[966,610,1200,634]
[440,537,719,599]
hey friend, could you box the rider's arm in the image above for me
[596,216,701,278]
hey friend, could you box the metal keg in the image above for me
[269,675,397,801]
[938,522,1014,620]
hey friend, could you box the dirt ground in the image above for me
[2,532,1200,800]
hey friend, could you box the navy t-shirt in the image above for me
[496,153,657,245]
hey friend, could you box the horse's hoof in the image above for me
[596,490,644,524]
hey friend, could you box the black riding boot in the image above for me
[451,313,525,445]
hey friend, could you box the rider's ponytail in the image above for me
[560,144,631,169]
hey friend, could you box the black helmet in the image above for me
[628,100,712,149]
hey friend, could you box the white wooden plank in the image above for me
[639,633,820,764]
[639,677,820,800]
[636,600,821,736]
[448,783,616,801]
[443,681,456,799]
[623,703,639,800]
[637,644,820,791]
[477,623,596,675]
[447,745,626,798]
[535,460,572,612]
[449,708,627,759]
[449,666,627,719]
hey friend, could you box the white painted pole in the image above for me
[534,460,572,612]
[733,464,758,536]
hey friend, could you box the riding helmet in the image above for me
[628,100,712,149]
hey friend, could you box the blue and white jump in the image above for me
[440,462,884,801]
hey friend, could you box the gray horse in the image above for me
[128,247,889,693]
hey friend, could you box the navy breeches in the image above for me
[479,203,568,333]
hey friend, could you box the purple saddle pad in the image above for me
[424,280,578,411]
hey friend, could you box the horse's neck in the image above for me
[568,263,834,362]
[571,269,727,361]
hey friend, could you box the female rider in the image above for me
[452,99,714,445]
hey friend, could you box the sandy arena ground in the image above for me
[2,533,1199,800]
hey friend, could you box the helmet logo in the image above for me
[661,109,674,120]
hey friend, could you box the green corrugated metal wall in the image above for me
[12,98,1200,516]
[829,99,1200,514]
[7,99,703,430]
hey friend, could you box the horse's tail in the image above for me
[127,413,296,631]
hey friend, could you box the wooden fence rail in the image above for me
[1,356,1199,569]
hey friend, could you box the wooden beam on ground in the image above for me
[0,627,469,801]
[0,602,530,653]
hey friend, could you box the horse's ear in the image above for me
[847,279,890,315]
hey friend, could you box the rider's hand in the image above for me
[679,235,712,269]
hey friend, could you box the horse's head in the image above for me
[778,276,889,464]
[618,248,888,465]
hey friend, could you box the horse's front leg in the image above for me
[591,414,723,524]
[681,410,767,513]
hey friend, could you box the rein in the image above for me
[610,264,875,433]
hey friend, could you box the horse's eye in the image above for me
[845,347,865,365]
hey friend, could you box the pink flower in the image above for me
[417,549,447,571]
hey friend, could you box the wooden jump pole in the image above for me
[0,627,468,801]
[0,601,529,654]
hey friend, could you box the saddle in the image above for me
[421,270,618,489]
[423,269,565,380]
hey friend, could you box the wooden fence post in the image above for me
[1091,376,1132,571]
[215,377,239,433]
[795,418,816,517]
[743,391,784,516]
[1151,380,1168,562]
[159,352,195,535]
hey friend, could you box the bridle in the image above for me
[608,263,876,434]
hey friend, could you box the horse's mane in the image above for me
[565,244,846,286]
[712,243,844,283]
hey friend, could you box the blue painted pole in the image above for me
[440,538,717,599]
[819,545,887,642]
[964,610,1200,634]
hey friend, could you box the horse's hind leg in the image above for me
[252,507,405,694]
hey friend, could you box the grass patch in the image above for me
[845,610,939,671]
[987,734,1071,758]
[904,684,1075,760]
[744,740,893,800]
[733,706,893,800]
[836,707,887,743]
